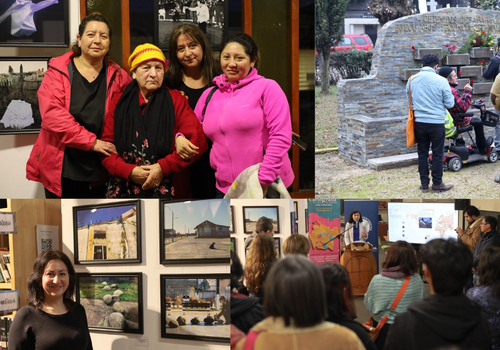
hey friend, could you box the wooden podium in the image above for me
[340,242,377,296]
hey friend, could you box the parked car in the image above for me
[331,34,373,51]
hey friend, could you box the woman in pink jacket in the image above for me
[194,33,294,197]
[26,13,131,198]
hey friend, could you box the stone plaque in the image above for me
[399,68,421,81]
[472,82,493,94]
[445,54,470,66]
[459,66,483,77]
[413,48,443,60]
[470,47,494,58]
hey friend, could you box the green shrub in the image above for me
[330,50,373,80]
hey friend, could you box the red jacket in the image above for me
[26,52,132,196]
[100,86,208,182]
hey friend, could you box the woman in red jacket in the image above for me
[26,13,131,198]
[101,43,207,198]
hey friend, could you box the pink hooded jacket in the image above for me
[26,52,131,196]
[194,69,294,193]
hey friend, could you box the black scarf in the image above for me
[106,80,175,198]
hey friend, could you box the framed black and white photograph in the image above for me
[155,0,227,50]
[0,0,68,47]
[73,201,141,265]
[160,274,230,342]
[76,273,143,334]
[242,206,280,234]
[160,199,230,264]
[0,57,49,134]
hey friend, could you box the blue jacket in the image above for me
[406,66,454,124]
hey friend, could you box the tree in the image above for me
[368,0,413,26]
[316,0,349,94]
[473,0,500,10]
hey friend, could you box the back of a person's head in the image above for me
[256,216,274,233]
[231,251,244,290]
[464,205,480,218]
[283,234,310,257]
[245,233,277,293]
[483,215,498,231]
[320,263,356,320]
[383,240,418,276]
[478,246,500,298]
[264,255,327,327]
[422,53,439,68]
[419,238,472,295]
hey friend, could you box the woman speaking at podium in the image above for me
[344,209,370,246]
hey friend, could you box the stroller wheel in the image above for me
[448,157,462,172]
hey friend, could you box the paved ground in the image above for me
[164,236,230,260]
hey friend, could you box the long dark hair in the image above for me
[321,263,356,320]
[71,12,112,58]
[26,250,76,310]
[166,24,218,88]
[478,246,500,298]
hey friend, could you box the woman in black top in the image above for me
[166,23,219,198]
[9,250,92,350]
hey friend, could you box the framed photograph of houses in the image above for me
[242,206,280,234]
[160,274,230,342]
[0,57,49,134]
[230,206,235,233]
[73,201,141,265]
[155,0,227,51]
[244,236,281,258]
[76,273,143,334]
[0,0,68,47]
[160,199,230,264]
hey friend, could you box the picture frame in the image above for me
[0,56,49,134]
[230,237,235,253]
[160,273,230,343]
[244,236,281,259]
[160,199,230,264]
[76,272,144,334]
[155,0,228,51]
[73,201,141,265]
[230,205,235,233]
[0,0,69,47]
[242,206,280,234]
[294,201,298,219]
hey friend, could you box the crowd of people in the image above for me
[26,12,294,199]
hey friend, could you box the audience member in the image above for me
[244,216,274,252]
[456,205,483,251]
[384,238,491,350]
[321,263,377,350]
[282,234,310,257]
[364,240,424,350]
[466,246,500,350]
[230,252,264,334]
[244,233,277,298]
[235,255,365,350]
[470,216,500,290]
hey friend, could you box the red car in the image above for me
[331,34,374,52]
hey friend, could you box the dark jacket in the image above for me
[384,294,491,350]
[231,293,265,334]
[467,286,500,350]
[326,316,377,350]
[472,229,500,269]
[483,52,500,80]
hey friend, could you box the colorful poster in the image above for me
[307,199,341,265]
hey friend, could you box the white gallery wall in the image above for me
[61,199,229,350]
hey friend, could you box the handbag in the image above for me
[407,76,417,148]
[363,275,411,341]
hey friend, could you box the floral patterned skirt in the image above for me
[105,175,175,199]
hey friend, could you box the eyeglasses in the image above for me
[480,222,488,226]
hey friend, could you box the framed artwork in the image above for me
[244,236,281,259]
[0,57,49,134]
[290,212,296,234]
[230,237,235,253]
[160,199,230,264]
[242,206,280,234]
[160,274,230,343]
[155,0,227,51]
[230,205,235,233]
[73,201,141,265]
[294,201,298,219]
[0,0,68,47]
[76,273,144,334]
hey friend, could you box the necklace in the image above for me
[79,56,100,79]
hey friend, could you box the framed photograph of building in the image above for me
[160,199,230,264]
[242,206,280,234]
[76,273,143,334]
[0,0,68,47]
[155,0,227,51]
[73,201,141,265]
[0,57,49,134]
[160,274,230,342]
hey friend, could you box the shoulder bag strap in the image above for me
[408,76,413,111]
[389,275,411,311]
[201,86,218,121]
[242,330,260,350]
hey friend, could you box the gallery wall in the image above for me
[61,199,229,350]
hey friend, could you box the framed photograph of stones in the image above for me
[242,206,280,234]
[76,272,144,334]
[0,56,49,134]
[160,199,230,264]
[73,200,141,265]
[0,0,69,47]
[160,273,230,342]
